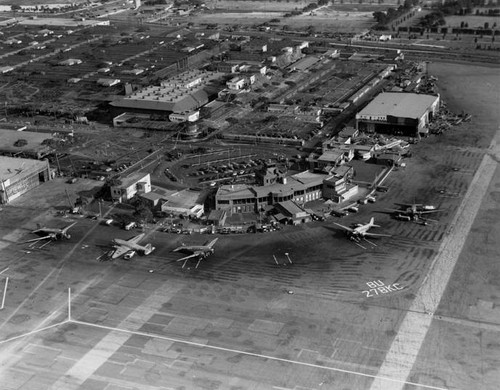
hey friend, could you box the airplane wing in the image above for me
[386,208,406,213]
[22,235,53,244]
[126,233,145,245]
[394,202,415,207]
[176,252,200,262]
[203,238,219,249]
[364,232,391,238]
[333,222,354,233]
[418,209,441,214]
[111,245,130,259]
[61,222,77,233]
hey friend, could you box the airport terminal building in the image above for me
[356,92,440,137]
[0,156,51,204]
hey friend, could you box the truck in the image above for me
[124,221,136,231]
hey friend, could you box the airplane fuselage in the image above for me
[113,238,154,255]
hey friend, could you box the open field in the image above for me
[0,60,499,389]
[188,4,383,31]
[213,0,401,11]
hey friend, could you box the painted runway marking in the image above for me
[0,277,9,310]
[69,319,449,390]
[370,145,499,390]
[361,280,404,298]
[362,280,404,298]
[0,320,68,345]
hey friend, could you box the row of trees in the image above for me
[372,0,420,28]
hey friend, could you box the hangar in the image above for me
[356,92,440,137]
[0,156,51,204]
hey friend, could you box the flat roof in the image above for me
[358,92,439,119]
[0,129,54,155]
[0,156,48,185]
[117,172,150,188]
[277,200,307,215]
[348,160,386,183]
[163,189,202,208]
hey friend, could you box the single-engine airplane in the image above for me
[111,233,155,260]
[333,217,390,249]
[22,222,77,248]
[173,238,219,268]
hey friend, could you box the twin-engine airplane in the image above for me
[333,217,390,249]
[387,202,441,222]
[173,238,219,269]
[22,222,77,247]
[111,233,155,260]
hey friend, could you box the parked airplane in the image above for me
[333,217,390,249]
[111,233,155,260]
[173,238,219,268]
[22,222,77,247]
[388,202,441,222]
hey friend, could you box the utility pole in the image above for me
[65,189,73,211]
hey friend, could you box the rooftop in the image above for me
[117,172,150,189]
[0,156,48,184]
[0,129,54,156]
[357,92,439,120]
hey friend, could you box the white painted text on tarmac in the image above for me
[362,280,404,298]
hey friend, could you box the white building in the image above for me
[1,157,51,204]
[226,76,246,90]
[111,172,151,202]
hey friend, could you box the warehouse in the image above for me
[0,156,51,204]
[356,92,440,137]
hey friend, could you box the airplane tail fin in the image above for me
[207,237,218,249]
[144,243,154,254]
[172,244,184,252]
[370,217,380,228]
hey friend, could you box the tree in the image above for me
[134,207,153,223]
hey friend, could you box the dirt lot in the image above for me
[188,3,387,32]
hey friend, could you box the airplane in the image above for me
[111,233,155,260]
[387,202,441,222]
[333,217,390,249]
[22,222,77,248]
[173,238,219,269]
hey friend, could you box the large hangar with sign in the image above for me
[0,156,51,204]
[355,92,440,137]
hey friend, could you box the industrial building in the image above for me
[0,156,51,204]
[110,69,222,117]
[356,92,440,137]
[140,187,204,218]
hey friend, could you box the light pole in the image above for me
[285,252,292,264]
